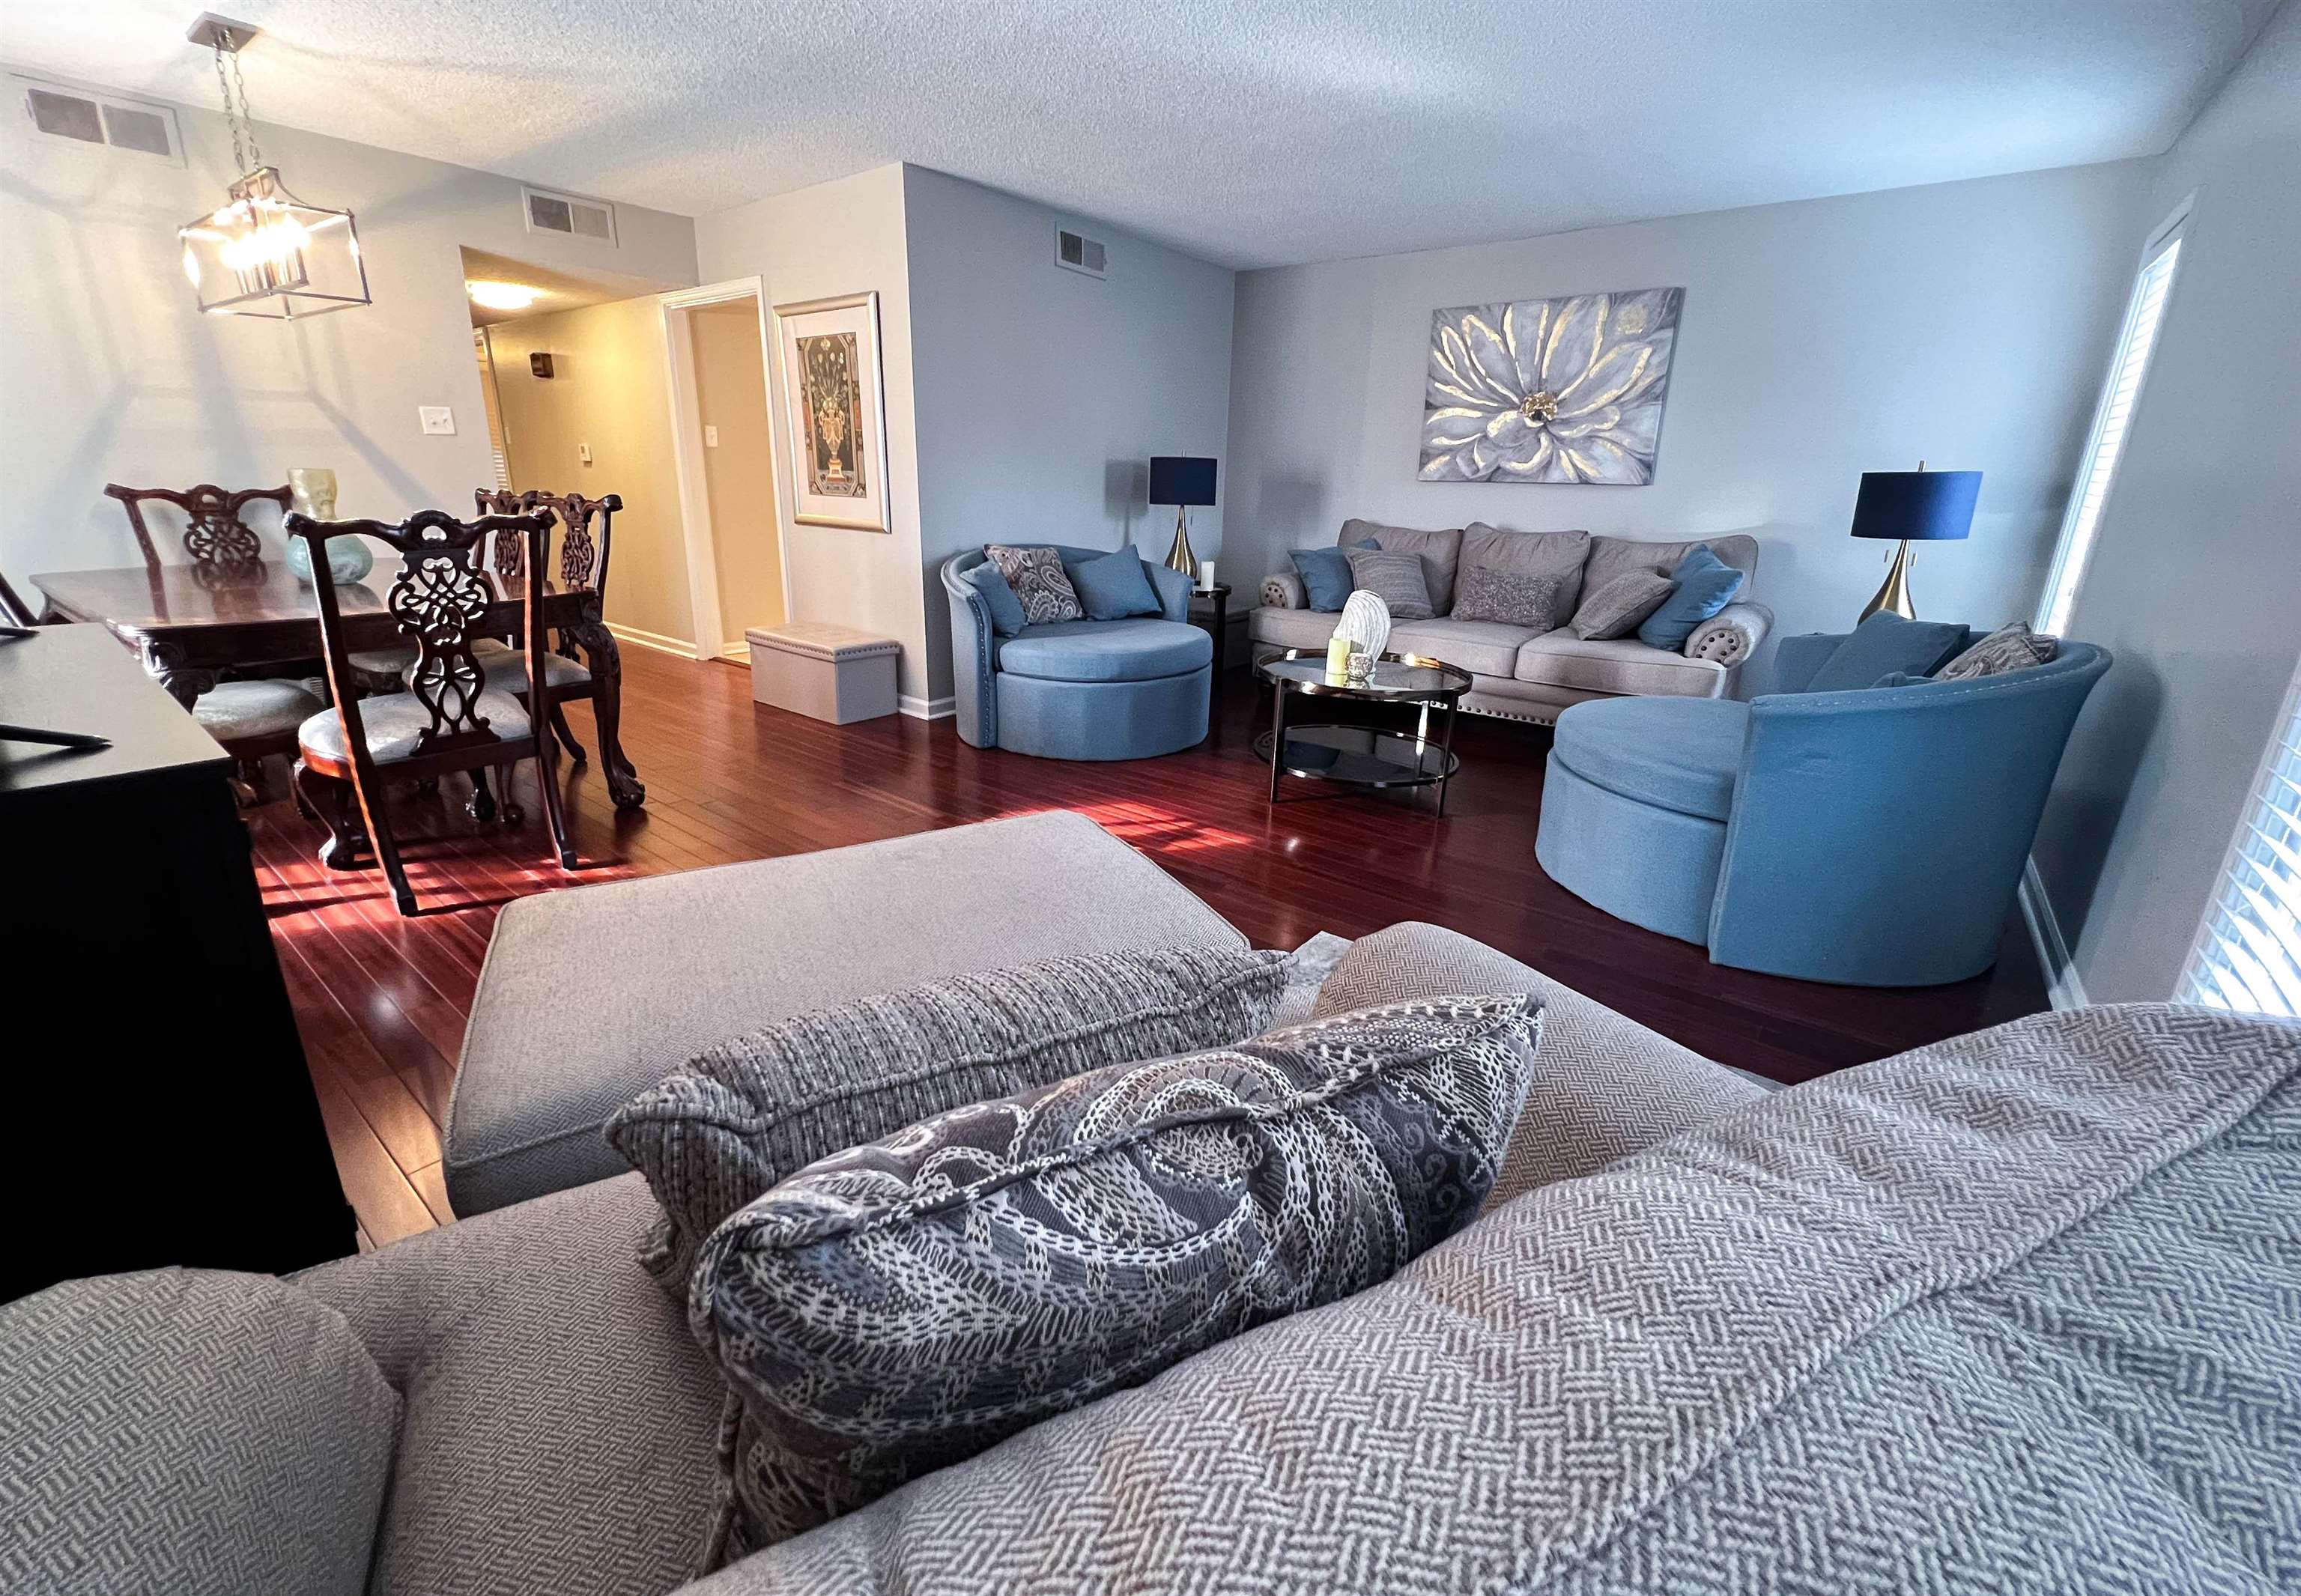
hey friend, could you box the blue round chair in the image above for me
[942,547,1211,760]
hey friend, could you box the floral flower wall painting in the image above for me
[1420,288,1684,485]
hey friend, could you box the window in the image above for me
[2034,204,2187,636]
[2181,656,2301,1017]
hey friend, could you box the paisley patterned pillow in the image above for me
[982,544,1083,625]
[1937,621,2058,680]
[694,992,1541,1564]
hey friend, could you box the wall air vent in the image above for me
[522,184,617,245]
[1055,226,1106,279]
[15,76,183,163]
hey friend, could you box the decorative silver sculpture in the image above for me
[1335,589,1391,683]
[1421,288,1685,485]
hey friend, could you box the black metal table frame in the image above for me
[1258,649,1468,816]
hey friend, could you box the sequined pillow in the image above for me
[1937,622,2058,680]
[693,992,1542,1565]
[1452,563,1574,630]
[982,544,1083,625]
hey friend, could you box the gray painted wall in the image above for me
[2033,1,2301,1002]
[1220,163,2152,671]
[903,166,1234,702]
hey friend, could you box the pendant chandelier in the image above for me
[178,16,371,320]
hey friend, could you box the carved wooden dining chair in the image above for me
[288,506,575,916]
[103,482,289,573]
[466,491,622,763]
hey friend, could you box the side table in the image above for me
[1187,583,1231,685]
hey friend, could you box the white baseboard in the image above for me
[900,694,955,721]
[2019,856,2089,1010]
[606,622,703,660]
[718,643,751,664]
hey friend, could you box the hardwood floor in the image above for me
[251,646,2047,1249]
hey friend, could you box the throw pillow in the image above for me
[1344,547,1437,620]
[1060,547,1162,621]
[1569,569,1676,640]
[1938,621,2059,681]
[1458,524,1591,616]
[1452,563,1574,630]
[1339,519,1465,612]
[1636,544,1747,652]
[693,992,1541,1563]
[1289,538,1375,612]
[959,561,1028,636]
[1805,612,1971,693]
[982,544,1083,625]
[605,947,1292,1295]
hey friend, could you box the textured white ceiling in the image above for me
[4,1,2279,269]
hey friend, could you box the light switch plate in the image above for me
[418,406,456,435]
[703,425,719,448]
[578,442,593,465]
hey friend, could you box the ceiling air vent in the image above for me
[1055,226,1106,279]
[522,184,617,245]
[15,76,182,163]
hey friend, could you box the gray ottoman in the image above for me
[444,812,1249,1216]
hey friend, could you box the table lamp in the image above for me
[1850,462,1980,622]
[1149,456,1217,582]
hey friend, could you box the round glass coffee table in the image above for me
[1253,649,1473,814]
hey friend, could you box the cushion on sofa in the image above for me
[1249,604,1344,654]
[994,617,1211,682]
[959,562,1028,636]
[0,1267,398,1596]
[1804,611,1971,692]
[447,813,1249,1216]
[1344,547,1437,619]
[1058,547,1162,620]
[1450,564,1574,630]
[1516,630,1731,697]
[1568,568,1676,640]
[1388,617,1544,678]
[1458,523,1591,616]
[1552,695,1749,821]
[694,992,1541,1563]
[1636,544,1747,651]
[605,947,1291,1293]
[295,1172,724,1596]
[1339,518,1464,611]
[1289,539,1374,610]
[982,544,1083,625]
[1938,620,2058,680]
[682,1003,2301,1596]
[1583,531,1759,597]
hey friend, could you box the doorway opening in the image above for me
[662,281,787,664]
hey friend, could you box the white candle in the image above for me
[1198,559,1217,592]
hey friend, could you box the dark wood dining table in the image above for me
[30,560,646,808]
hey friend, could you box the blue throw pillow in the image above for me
[1291,538,1377,613]
[1061,547,1163,621]
[1805,613,1971,693]
[962,561,1029,637]
[1636,545,1747,652]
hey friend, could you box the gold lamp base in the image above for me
[1859,538,1918,622]
[1164,505,1196,580]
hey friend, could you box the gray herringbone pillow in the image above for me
[980,544,1083,624]
[1344,547,1437,619]
[1937,621,2058,679]
[693,992,1540,1564]
[605,948,1290,1293]
[1452,562,1574,630]
[1570,568,1676,640]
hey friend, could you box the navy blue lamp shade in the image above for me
[1850,470,1980,542]
[1148,456,1217,507]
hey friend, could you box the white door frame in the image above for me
[658,276,790,662]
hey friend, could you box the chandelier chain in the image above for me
[210,31,264,177]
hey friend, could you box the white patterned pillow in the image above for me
[982,544,1083,625]
[694,992,1541,1563]
[1937,622,2058,680]
[1343,547,1437,619]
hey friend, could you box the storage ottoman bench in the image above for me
[745,622,900,723]
[443,812,1248,1216]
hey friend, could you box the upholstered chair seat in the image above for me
[347,642,421,676]
[995,619,1210,682]
[298,689,532,767]
[193,678,327,741]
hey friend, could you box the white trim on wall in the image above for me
[899,693,956,721]
[2019,857,2091,1011]
[605,620,704,660]
[658,276,794,664]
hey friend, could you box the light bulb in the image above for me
[467,280,539,312]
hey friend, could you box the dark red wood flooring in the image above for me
[249,647,2046,1248]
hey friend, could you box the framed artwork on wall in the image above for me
[773,290,890,532]
[1420,287,1685,485]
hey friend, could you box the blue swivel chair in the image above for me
[1536,632,2111,986]
[942,547,1211,760]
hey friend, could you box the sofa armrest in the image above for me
[1685,601,1772,667]
[1144,559,1192,623]
[1261,571,1306,610]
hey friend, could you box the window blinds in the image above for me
[2181,658,2301,1018]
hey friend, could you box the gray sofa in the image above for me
[6,815,2295,1596]
[1252,518,1774,723]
